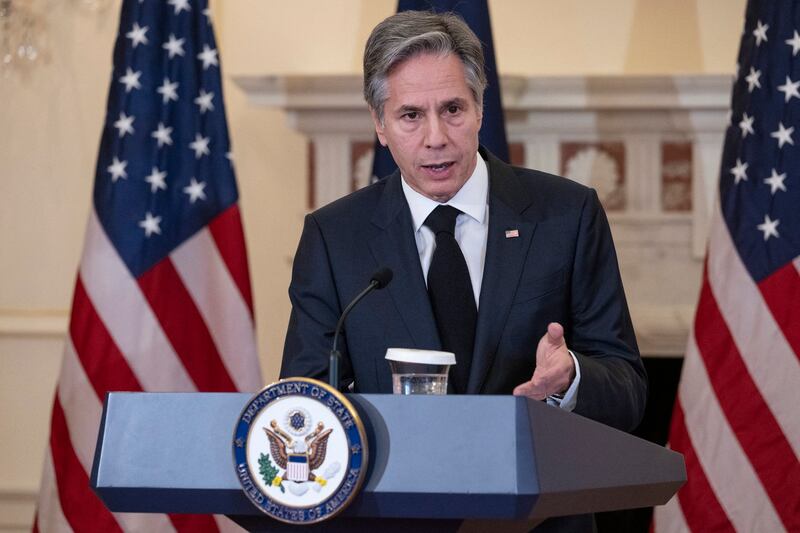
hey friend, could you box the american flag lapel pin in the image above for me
[505,229,520,239]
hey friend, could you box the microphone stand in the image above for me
[329,280,380,389]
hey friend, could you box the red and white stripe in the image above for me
[653,202,800,532]
[286,458,310,482]
[34,205,261,532]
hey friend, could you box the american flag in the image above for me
[653,1,800,531]
[33,0,262,531]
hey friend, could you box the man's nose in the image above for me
[424,115,447,149]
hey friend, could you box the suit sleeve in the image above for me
[568,189,647,432]
[280,214,354,389]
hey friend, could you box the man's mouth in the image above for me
[421,162,455,172]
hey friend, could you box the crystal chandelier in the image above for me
[0,0,46,77]
[0,0,113,78]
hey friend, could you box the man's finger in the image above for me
[546,322,564,346]
[536,322,565,365]
[513,379,546,400]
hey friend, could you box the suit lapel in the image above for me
[368,173,441,350]
[467,152,536,393]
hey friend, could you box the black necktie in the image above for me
[424,205,477,394]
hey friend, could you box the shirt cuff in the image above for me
[546,350,580,411]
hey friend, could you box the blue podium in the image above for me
[91,393,685,531]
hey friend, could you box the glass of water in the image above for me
[385,348,455,395]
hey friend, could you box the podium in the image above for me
[91,392,685,531]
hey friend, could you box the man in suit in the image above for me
[281,13,647,530]
[281,10,645,434]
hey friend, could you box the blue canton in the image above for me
[94,0,238,277]
[721,0,800,282]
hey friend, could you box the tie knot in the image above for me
[424,205,461,236]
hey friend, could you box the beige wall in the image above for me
[0,0,744,528]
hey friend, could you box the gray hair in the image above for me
[363,10,487,122]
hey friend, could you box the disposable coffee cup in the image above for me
[385,348,455,395]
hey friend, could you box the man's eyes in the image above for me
[399,105,461,120]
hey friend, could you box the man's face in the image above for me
[371,53,482,203]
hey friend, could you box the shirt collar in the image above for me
[401,153,488,232]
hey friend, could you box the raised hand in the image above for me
[513,322,576,400]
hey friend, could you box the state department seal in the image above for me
[232,378,368,524]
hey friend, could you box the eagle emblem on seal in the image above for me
[234,378,368,522]
[263,408,333,484]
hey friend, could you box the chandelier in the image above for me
[0,0,45,77]
[0,0,113,78]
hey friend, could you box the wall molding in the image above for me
[0,310,68,339]
[233,74,732,112]
[0,489,37,532]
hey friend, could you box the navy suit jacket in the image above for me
[281,148,646,432]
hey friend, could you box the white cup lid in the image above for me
[385,348,456,365]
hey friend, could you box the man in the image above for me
[282,9,645,441]
[282,12,646,530]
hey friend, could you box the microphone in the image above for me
[329,268,393,389]
[369,267,393,290]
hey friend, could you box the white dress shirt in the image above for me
[401,155,490,307]
[400,153,580,409]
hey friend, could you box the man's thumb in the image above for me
[546,322,564,346]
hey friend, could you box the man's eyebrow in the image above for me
[396,104,424,114]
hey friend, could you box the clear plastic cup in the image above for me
[385,348,455,395]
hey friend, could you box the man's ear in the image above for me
[370,108,388,147]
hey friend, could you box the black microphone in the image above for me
[329,268,393,389]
